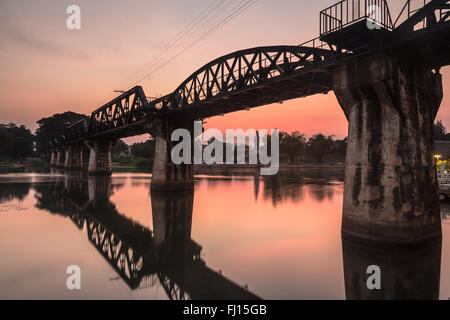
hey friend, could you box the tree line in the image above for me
[4,111,449,164]
[279,132,347,164]
[0,124,34,160]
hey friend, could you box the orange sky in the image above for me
[0,0,449,143]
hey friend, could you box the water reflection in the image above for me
[262,168,344,206]
[342,237,442,299]
[0,182,30,204]
[0,168,449,299]
[33,175,259,300]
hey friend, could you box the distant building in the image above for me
[435,141,450,160]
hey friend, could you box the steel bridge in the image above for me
[45,0,450,245]
[44,0,449,146]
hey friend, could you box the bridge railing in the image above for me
[64,118,88,143]
[320,0,394,36]
[299,36,353,54]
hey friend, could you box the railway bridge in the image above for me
[45,0,450,244]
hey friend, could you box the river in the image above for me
[0,168,449,299]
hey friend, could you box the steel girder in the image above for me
[150,45,337,115]
[88,85,150,138]
[50,0,450,147]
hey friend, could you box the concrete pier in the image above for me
[334,54,443,244]
[150,118,195,190]
[50,151,57,167]
[64,145,83,170]
[85,139,113,176]
[55,148,66,168]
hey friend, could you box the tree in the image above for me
[434,120,450,141]
[0,123,34,160]
[331,137,347,163]
[112,140,129,159]
[35,111,87,152]
[279,131,306,163]
[131,139,155,159]
[130,139,156,169]
[307,134,335,163]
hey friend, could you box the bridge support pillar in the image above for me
[50,151,57,166]
[56,148,65,168]
[334,54,443,244]
[86,139,113,176]
[150,118,195,190]
[64,145,83,170]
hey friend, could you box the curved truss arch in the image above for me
[151,45,337,114]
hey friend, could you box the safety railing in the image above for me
[320,0,394,36]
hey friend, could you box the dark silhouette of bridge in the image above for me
[45,0,450,244]
[33,174,259,299]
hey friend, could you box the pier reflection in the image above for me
[1,169,447,299]
[342,237,442,300]
[33,175,259,300]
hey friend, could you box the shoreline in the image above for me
[194,163,345,169]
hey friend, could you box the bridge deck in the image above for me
[47,0,449,148]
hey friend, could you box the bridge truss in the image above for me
[46,0,450,148]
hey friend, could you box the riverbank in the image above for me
[111,162,346,172]
[194,163,345,169]
[0,159,49,173]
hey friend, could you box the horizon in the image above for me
[1,0,448,144]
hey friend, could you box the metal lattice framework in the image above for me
[394,0,450,31]
[391,0,450,68]
[86,217,147,289]
[150,45,338,117]
[88,86,150,139]
[64,119,88,144]
[158,274,190,300]
[47,0,450,148]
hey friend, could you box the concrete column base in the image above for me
[150,118,194,190]
[55,149,65,168]
[50,151,57,166]
[86,140,113,176]
[64,145,83,170]
[334,54,443,244]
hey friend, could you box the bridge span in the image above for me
[44,0,450,244]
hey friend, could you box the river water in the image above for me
[0,168,449,300]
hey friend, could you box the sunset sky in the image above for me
[1,0,449,144]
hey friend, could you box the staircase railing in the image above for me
[320,0,394,36]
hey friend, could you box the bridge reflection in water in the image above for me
[0,170,445,299]
[33,174,259,300]
[342,238,442,300]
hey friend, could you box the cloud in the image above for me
[0,27,91,61]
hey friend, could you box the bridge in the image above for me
[33,174,260,300]
[44,0,450,244]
